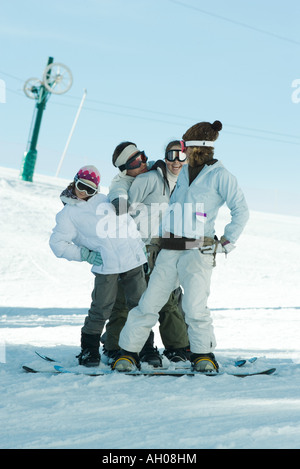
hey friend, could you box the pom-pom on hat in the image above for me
[182,120,222,147]
[75,165,101,189]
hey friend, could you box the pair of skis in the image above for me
[22,352,276,378]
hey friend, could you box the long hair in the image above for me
[182,121,222,167]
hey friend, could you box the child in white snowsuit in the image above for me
[113,121,249,373]
[49,165,147,367]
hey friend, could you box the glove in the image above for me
[80,247,103,266]
[220,236,236,254]
[146,243,161,272]
[111,197,129,216]
[201,237,235,255]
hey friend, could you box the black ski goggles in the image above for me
[165,150,187,162]
[75,179,97,195]
[118,151,148,172]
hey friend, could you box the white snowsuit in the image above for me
[119,161,249,354]
[49,192,147,337]
[128,163,173,244]
[49,193,146,275]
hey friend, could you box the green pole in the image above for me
[20,57,54,182]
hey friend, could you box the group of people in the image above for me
[49,120,249,373]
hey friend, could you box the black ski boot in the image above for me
[191,353,219,373]
[140,331,162,367]
[102,344,120,365]
[163,347,190,363]
[77,333,100,367]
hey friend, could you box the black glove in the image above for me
[111,197,129,216]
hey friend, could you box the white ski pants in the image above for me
[119,249,216,354]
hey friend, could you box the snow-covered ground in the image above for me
[0,167,299,449]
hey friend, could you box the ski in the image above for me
[35,351,58,362]
[22,365,59,374]
[234,357,257,367]
[53,364,276,378]
[54,365,116,376]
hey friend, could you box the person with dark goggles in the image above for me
[165,149,187,162]
[50,164,148,369]
[109,143,150,215]
[75,179,98,196]
[117,151,148,172]
[59,165,100,205]
[104,140,189,368]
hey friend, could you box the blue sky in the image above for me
[0,0,299,215]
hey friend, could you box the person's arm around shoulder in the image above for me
[128,171,157,205]
[108,174,134,215]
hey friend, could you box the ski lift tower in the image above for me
[20,57,73,181]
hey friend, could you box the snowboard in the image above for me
[33,351,257,369]
[22,362,276,378]
[22,351,274,378]
[52,364,276,378]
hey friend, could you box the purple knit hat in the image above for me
[75,165,100,189]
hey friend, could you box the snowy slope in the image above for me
[0,167,300,449]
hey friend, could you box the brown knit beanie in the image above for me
[182,120,222,143]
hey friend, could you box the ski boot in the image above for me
[102,345,120,365]
[140,345,162,367]
[77,333,100,367]
[111,350,140,372]
[139,331,162,367]
[163,347,190,363]
[191,353,219,373]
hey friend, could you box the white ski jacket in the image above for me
[49,193,146,275]
[162,161,249,244]
[108,161,155,203]
[128,163,172,244]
